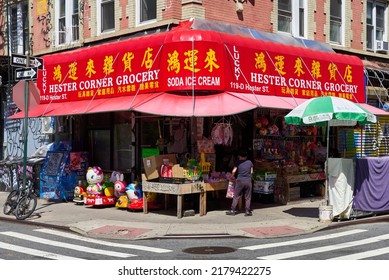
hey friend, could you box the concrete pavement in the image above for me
[0,191,340,240]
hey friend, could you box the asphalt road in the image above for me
[0,219,388,260]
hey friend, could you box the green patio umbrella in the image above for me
[285,96,377,206]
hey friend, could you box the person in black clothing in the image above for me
[226,149,254,216]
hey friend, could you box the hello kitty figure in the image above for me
[86,166,104,196]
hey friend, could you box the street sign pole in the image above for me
[22,51,30,193]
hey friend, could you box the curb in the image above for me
[0,215,72,232]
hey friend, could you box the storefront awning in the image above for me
[9,95,138,119]
[11,19,367,118]
[359,103,389,115]
[10,92,309,118]
[131,92,308,117]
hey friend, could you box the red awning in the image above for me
[10,92,310,118]
[359,103,389,115]
[11,94,388,118]
[9,95,138,119]
[131,92,258,117]
[131,92,309,116]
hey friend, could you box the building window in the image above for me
[100,0,115,33]
[9,3,28,54]
[56,0,79,46]
[367,1,387,51]
[138,0,157,24]
[72,0,80,42]
[278,0,306,38]
[330,0,343,44]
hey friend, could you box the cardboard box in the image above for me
[253,181,274,194]
[143,154,177,180]
[172,164,186,178]
[253,171,276,181]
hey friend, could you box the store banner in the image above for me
[36,25,366,106]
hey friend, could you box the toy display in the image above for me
[113,172,129,209]
[73,184,86,205]
[126,181,160,210]
[84,166,116,206]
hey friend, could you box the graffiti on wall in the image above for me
[36,0,53,48]
[79,0,86,24]
[4,93,50,158]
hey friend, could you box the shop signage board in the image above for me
[11,53,44,69]
[35,25,366,106]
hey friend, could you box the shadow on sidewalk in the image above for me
[283,207,319,218]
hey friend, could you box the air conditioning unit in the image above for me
[376,40,389,52]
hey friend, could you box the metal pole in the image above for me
[22,53,30,190]
[325,124,330,206]
[22,1,31,190]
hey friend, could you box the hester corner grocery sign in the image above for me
[36,28,366,105]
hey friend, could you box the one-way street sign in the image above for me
[15,67,38,81]
[11,53,44,69]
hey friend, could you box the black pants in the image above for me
[230,179,252,212]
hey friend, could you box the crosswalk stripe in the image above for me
[258,233,389,260]
[0,231,135,258]
[34,228,172,253]
[329,246,389,260]
[240,229,367,250]
[0,241,82,260]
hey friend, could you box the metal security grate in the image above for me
[336,116,389,158]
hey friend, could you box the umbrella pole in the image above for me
[325,125,330,206]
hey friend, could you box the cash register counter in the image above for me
[142,179,228,218]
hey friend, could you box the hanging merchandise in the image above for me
[211,119,233,146]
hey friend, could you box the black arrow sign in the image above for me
[11,54,44,69]
[15,67,38,81]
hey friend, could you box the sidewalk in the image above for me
[0,191,334,240]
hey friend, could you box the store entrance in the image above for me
[88,129,111,170]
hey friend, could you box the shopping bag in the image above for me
[226,180,235,199]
